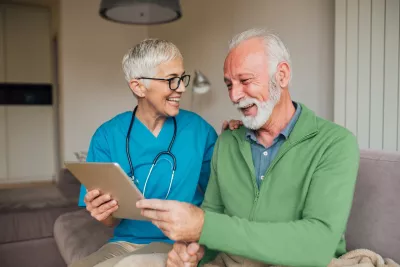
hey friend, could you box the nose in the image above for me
[175,80,186,93]
[230,84,245,103]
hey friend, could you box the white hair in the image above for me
[122,38,183,86]
[229,28,292,83]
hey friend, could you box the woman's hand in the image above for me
[84,189,119,226]
[221,119,243,132]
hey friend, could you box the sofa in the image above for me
[2,149,397,267]
[52,149,400,266]
[0,169,81,267]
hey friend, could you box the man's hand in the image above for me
[136,200,204,242]
[167,242,205,267]
[221,119,243,132]
[84,190,119,225]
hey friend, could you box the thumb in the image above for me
[187,242,200,256]
[221,121,228,131]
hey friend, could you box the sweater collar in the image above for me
[232,103,319,176]
[233,103,319,145]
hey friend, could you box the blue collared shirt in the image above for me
[246,102,301,188]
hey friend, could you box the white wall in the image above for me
[59,0,147,162]
[1,0,58,36]
[59,0,335,163]
[149,0,335,131]
[335,0,400,151]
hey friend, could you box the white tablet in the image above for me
[64,162,148,221]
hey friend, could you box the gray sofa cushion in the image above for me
[345,149,400,262]
[54,209,114,265]
[0,206,78,244]
[0,184,77,211]
[0,237,66,267]
[0,185,78,244]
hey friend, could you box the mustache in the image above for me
[233,98,259,109]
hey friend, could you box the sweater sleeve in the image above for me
[199,138,225,264]
[197,127,218,196]
[201,138,224,214]
[199,133,360,267]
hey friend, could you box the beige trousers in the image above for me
[68,241,172,267]
[204,253,271,267]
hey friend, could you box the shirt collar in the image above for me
[246,101,302,142]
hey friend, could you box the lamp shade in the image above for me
[99,0,182,25]
[192,70,211,94]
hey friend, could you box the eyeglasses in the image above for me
[138,74,191,90]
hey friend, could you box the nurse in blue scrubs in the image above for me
[70,39,218,267]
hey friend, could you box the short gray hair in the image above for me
[122,38,183,84]
[229,28,292,83]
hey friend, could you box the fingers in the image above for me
[186,243,200,256]
[221,121,229,131]
[136,199,173,211]
[93,204,118,221]
[91,194,112,208]
[97,200,118,214]
[84,190,100,203]
[228,120,243,130]
[187,243,204,261]
[84,190,118,221]
[84,190,112,209]
[141,209,170,222]
[166,243,200,267]
[178,243,198,263]
[196,245,205,260]
[167,248,182,267]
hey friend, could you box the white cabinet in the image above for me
[0,9,6,181]
[4,6,51,83]
[0,4,55,183]
[0,107,7,181]
[7,106,55,181]
[0,8,5,82]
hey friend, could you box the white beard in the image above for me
[234,81,281,130]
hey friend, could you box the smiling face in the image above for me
[224,38,281,130]
[131,57,187,118]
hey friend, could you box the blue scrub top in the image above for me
[78,109,217,245]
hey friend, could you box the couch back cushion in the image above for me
[345,149,400,262]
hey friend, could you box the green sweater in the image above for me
[198,104,360,267]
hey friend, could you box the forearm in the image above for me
[199,211,340,267]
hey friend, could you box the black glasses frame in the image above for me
[138,74,191,90]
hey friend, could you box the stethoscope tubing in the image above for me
[126,106,177,199]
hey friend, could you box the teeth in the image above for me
[242,103,254,109]
[167,98,180,102]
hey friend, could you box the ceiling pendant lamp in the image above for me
[99,0,182,25]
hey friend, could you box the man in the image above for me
[137,28,360,267]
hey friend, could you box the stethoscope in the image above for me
[126,106,177,199]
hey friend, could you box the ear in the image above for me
[129,79,146,98]
[274,62,291,89]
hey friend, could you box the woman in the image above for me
[70,39,221,267]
